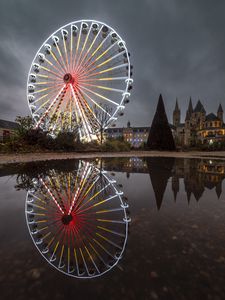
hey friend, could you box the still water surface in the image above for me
[0,157,225,300]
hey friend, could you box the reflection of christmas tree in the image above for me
[147,157,175,210]
[147,94,176,150]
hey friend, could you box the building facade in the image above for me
[0,119,19,142]
[105,122,149,148]
[173,99,225,146]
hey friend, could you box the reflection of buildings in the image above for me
[171,159,225,203]
[102,157,225,209]
[101,157,148,178]
[146,158,225,210]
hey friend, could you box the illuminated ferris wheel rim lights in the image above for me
[25,161,130,279]
[27,19,133,140]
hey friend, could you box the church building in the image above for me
[172,99,225,146]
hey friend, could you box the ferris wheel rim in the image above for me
[25,162,129,278]
[27,19,132,139]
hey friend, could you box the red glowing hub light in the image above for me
[61,214,73,225]
[63,73,74,84]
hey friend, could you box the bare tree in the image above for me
[94,103,112,144]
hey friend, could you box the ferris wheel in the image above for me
[25,160,130,278]
[27,20,133,141]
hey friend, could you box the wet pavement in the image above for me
[1,157,225,300]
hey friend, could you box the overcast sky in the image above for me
[0,0,225,126]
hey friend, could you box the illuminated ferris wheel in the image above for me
[27,20,133,141]
[25,161,130,278]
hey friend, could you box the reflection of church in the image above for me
[101,157,225,210]
[148,158,225,209]
[172,99,225,146]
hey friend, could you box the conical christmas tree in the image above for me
[147,94,176,150]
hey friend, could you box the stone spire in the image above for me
[185,97,193,121]
[175,98,179,111]
[217,103,223,122]
[194,100,205,113]
[173,98,181,127]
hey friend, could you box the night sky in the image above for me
[0,0,225,126]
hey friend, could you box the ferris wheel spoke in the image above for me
[53,39,68,73]
[35,84,67,128]
[39,177,65,215]
[32,85,57,95]
[80,82,124,94]
[44,57,65,77]
[68,162,92,215]
[72,24,82,72]
[76,25,104,74]
[89,242,109,268]
[49,49,67,75]
[79,76,127,83]
[92,238,117,260]
[70,92,82,139]
[47,175,69,212]
[72,172,100,213]
[34,80,62,86]
[84,50,126,75]
[76,182,111,214]
[61,30,70,71]
[76,88,100,127]
[79,85,119,106]
[74,23,93,72]
[60,99,71,130]
[82,30,112,69]
[77,194,118,215]
[80,42,118,75]
[70,84,93,141]
[28,20,132,142]
[77,88,112,117]
[96,232,122,250]
[32,84,65,115]
[80,63,128,80]
[51,93,71,132]
[32,92,51,104]
[97,226,126,238]
[40,65,63,80]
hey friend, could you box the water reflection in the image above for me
[102,157,225,209]
[25,160,130,278]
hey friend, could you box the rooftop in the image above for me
[0,119,19,130]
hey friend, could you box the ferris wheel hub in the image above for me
[61,214,73,225]
[63,73,74,84]
[27,20,132,139]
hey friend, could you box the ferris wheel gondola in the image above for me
[27,20,133,141]
[25,160,130,278]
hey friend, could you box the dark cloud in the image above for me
[0,0,225,126]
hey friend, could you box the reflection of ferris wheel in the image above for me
[27,20,133,141]
[25,161,130,278]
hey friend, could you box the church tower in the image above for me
[185,97,193,122]
[217,103,223,122]
[173,99,180,127]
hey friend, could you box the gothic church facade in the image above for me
[172,99,225,146]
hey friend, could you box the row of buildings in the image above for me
[106,99,225,147]
[0,119,19,142]
[105,121,149,148]
[1,98,225,147]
